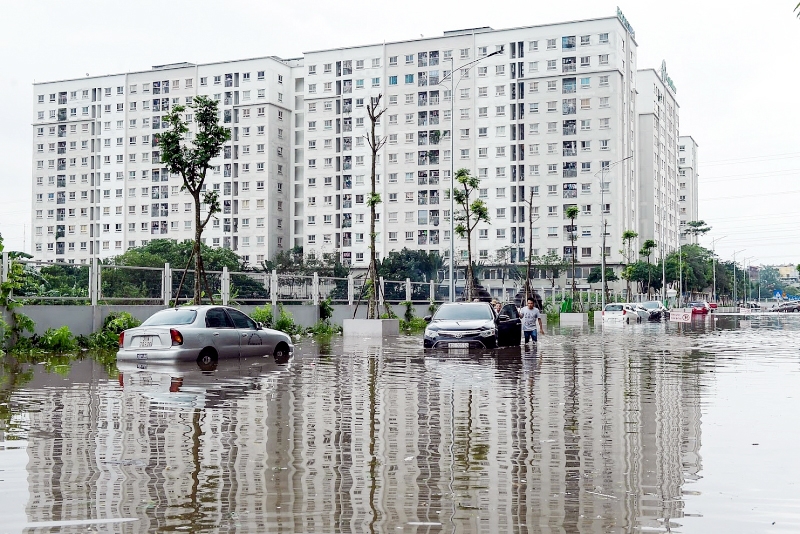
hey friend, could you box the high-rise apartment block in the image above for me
[32,57,299,264]
[678,136,700,244]
[636,65,680,256]
[32,12,698,291]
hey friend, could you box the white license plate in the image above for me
[139,336,153,348]
[448,342,470,349]
[136,353,147,360]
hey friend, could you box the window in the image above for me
[599,54,609,65]
[599,33,609,44]
[580,119,591,131]
[599,118,610,129]
[599,75,609,87]
[600,139,609,151]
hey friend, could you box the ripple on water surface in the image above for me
[0,316,798,533]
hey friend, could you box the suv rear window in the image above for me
[142,309,197,326]
[605,304,623,311]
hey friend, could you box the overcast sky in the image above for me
[1,0,798,267]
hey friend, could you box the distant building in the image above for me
[678,136,700,244]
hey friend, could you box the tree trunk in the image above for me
[525,192,534,303]
[367,107,379,319]
[193,192,203,304]
[465,234,473,301]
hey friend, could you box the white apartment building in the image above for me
[636,65,680,258]
[32,57,299,264]
[33,10,696,292]
[678,135,700,244]
[300,16,639,278]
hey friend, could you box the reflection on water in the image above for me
[1,317,799,532]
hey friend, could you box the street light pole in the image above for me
[732,249,745,305]
[596,155,632,312]
[743,256,755,303]
[710,235,727,304]
[442,49,503,302]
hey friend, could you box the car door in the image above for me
[226,308,269,358]
[498,304,522,346]
[204,307,240,358]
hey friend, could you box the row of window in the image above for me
[304,33,613,76]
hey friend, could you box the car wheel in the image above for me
[274,342,291,363]
[197,348,218,371]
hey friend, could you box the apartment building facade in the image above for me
[636,66,680,258]
[32,57,298,265]
[33,11,699,293]
[678,135,700,244]
[299,17,639,277]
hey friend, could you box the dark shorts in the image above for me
[524,330,538,343]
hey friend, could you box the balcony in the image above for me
[563,149,576,157]
[342,239,352,247]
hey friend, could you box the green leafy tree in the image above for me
[620,230,638,297]
[639,239,657,295]
[587,266,618,284]
[683,220,711,241]
[565,205,579,300]
[534,252,568,289]
[365,95,386,319]
[453,168,490,300]
[160,96,231,304]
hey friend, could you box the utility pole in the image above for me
[596,155,632,311]
[441,48,503,302]
[710,235,727,303]
[523,187,540,303]
[733,249,745,305]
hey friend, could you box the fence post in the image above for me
[221,266,229,306]
[271,270,278,306]
[379,276,385,307]
[347,274,354,305]
[91,257,99,306]
[1,252,8,284]
[430,279,435,302]
[163,263,171,306]
[405,278,411,302]
[312,272,320,305]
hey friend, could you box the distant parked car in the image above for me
[641,301,668,320]
[603,303,637,323]
[623,303,647,322]
[774,302,800,313]
[117,306,294,369]
[687,302,709,314]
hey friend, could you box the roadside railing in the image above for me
[1,252,649,308]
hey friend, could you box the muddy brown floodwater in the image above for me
[0,315,799,533]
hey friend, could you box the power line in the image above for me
[702,152,800,166]
[702,189,800,201]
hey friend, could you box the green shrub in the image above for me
[401,301,414,324]
[274,305,301,336]
[308,321,342,336]
[250,305,274,328]
[319,297,334,323]
[38,326,78,352]
[86,312,141,349]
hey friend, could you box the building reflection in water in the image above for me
[14,331,706,532]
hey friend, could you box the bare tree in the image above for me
[364,95,387,319]
[160,96,231,304]
[453,168,490,301]
[523,186,540,303]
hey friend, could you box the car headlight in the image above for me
[425,328,438,338]
[479,328,496,337]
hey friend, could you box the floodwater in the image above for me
[1,316,799,533]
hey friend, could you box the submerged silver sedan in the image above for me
[117,306,294,367]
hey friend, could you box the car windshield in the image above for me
[434,304,493,321]
[605,304,623,312]
[642,302,660,309]
[142,309,198,326]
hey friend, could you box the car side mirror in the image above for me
[423,315,432,323]
[498,314,510,321]
[256,322,263,330]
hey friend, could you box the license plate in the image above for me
[139,336,153,348]
[136,353,147,360]
[448,342,470,349]
[137,362,148,369]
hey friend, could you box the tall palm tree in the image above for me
[565,205,579,303]
[639,239,657,296]
[621,230,638,297]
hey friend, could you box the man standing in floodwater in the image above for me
[519,298,544,344]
